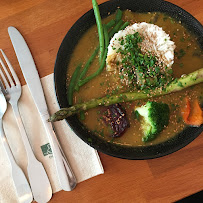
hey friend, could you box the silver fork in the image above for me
[0,49,52,203]
[0,88,33,203]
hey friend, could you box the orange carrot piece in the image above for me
[181,97,191,123]
[187,99,203,126]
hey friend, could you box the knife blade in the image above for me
[8,26,77,191]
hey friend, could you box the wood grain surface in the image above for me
[0,0,202,202]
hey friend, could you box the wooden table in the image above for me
[0,0,202,202]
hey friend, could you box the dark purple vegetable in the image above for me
[103,104,129,137]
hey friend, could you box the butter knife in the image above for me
[8,26,77,191]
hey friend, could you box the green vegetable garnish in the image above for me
[115,9,123,23]
[92,0,104,62]
[119,21,130,30]
[135,101,170,142]
[67,63,82,105]
[177,49,186,59]
[116,32,173,90]
[49,68,203,122]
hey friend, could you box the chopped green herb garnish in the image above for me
[179,63,184,68]
[180,37,185,42]
[100,82,104,86]
[134,110,140,121]
[170,18,175,24]
[79,111,85,120]
[170,103,179,111]
[177,49,186,59]
[167,69,173,74]
[177,117,182,123]
[116,32,173,90]
[178,81,184,87]
[173,78,178,84]
[120,75,124,79]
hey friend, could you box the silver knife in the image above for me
[8,26,77,191]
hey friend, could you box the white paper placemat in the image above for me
[0,73,104,203]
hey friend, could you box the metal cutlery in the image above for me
[0,88,33,203]
[0,49,52,203]
[8,26,77,191]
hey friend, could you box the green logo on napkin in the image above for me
[41,143,52,156]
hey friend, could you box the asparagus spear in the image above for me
[49,68,203,122]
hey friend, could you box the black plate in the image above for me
[54,0,203,159]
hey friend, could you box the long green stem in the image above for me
[119,21,130,30]
[115,9,123,23]
[49,68,203,122]
[67,63,82,105]
[74,20,116,91]
[92,0,104,62]
[78,48,108,87]
[76,20,114,85]
[103,24,109,52]
[75,46,99,91]
[78,20,125,87]
[108,20,123,38]
[106,20,116,30]
[77,25,109,87]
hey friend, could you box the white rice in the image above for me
[106,22,175,71]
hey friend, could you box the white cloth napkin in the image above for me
[0,73,104,203]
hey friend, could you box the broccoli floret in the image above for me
[135,101,170,142]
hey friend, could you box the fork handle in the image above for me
[11,103,52,202]
[41,112,77,191]
[0,119,33,203]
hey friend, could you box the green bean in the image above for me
[75,21,116,90]
[78,24,109,87]
[77,20,115,79]
[74,11,125,89]
[80,47,99,79]
[75,46,99,91]
[78,48,108,87]
[103,24,109,50]
[92,0,104,62]
[119,21,130,30]
[109,20,123,38]
[106,20,116,30]
[68,63,82,105]
[78,20,125,87]
[74,20,117,92]
[115,9,123,22]
[72,9,123,92]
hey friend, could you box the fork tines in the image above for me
[0,49,20,89]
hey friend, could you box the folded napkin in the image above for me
[0,73,104,203]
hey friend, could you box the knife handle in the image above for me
[41,112,77,191]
